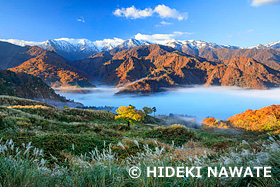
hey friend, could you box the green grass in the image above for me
[0,96,279,186]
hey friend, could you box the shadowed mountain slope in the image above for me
[0,70,67,101]
[0,41,46,69]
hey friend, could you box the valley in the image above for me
[57,86,280,120]
[1,1,280,186]
[1,38,280,95]
[0,95,280,186]
[1,37,280,186]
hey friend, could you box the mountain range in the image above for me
[0,41,95,88]
[72,44,280,94]
[1,38,279,60]
[0,38,125,60]
[1,38,280,95]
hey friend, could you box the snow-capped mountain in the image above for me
[0,38,125,60]
[94,38,125,51]
[1,37,279,60]
[39,38,100,60]
[162,39,241,51]
[0,39,42,47]
[266,41,280,49]
[249,41,280,49]
[0,38,151,60]
[112,39,152,52]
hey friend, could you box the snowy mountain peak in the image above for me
[113,38,151,51]
[124,38,151,46]
[266,40,280,49]
[248,44,266,49]
[0,39,42,47]
[162,40,240,50]
[249,41,280,49]
[164,39,182,45]
[94,38,124,51]
[1,37,279,60]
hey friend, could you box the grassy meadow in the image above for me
[0,96,280,186]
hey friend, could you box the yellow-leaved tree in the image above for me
[115,105,144,128]
[142,107,153,115]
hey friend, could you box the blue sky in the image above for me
[0,0,279,47]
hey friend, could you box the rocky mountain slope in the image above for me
[2,38,280,94]
[205,57,280,88]
[0,41,95,88]
[0,41,46,69]
[71,44,280,93]
[8,50,95,88]
[188,48,280,71]
[119,53,280,93]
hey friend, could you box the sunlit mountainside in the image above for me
[1,39,280,94]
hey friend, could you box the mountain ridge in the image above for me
[1,38,279,60]
[0,41,95,89]
[8,50,95,88]
[2,39,280,94]
[70,44,280,93]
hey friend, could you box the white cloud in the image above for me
[251,0,280,6]
[113,6,153,19]
[156,21,173,27]
[154,5,188,20]
[134,31,193,43]
[113,4,188,20]
[77,17,85,23]
[160,21,173,25]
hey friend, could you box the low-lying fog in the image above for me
[56,86,280,120]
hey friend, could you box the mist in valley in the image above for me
[56,86,280,121]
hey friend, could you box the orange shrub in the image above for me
[228,105,280,132]
[201,117,229,132]
[202,105,280,133]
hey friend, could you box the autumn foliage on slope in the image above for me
[202,105,280,133]
[228,105,280,132]
[201,117,230,133]
[76,44,280,94]
[9,51,95,88]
